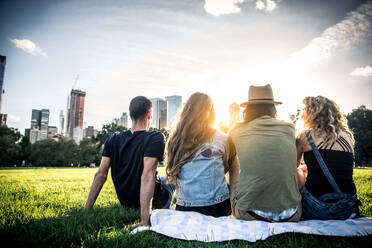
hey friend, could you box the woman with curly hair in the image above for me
[296,96,359,219]
[165,92,240,217]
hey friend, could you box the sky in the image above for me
[0,0,371,134]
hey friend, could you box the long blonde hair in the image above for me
[165,92,216,184]
[302,96,354,146]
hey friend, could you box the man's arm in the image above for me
[85,156,110,209]
[226,155,240,202]
[140,157,158,226]
[295,134,307,189]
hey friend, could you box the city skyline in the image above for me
[0,0,371,134]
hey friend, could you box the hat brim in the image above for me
[240,100,283,108]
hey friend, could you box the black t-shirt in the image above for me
[102,130,165,207]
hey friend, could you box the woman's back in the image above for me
[298,131,356,197]
[176,131,230,207]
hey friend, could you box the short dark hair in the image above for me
[129,96,152,122]
[243,103,277,123]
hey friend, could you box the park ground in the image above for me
[0,167,371,247]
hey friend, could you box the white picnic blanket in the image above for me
[131,209,372,242]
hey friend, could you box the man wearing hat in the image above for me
[228,84,303,222]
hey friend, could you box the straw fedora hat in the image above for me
[240,84,282,108]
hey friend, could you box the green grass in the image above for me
[0,167,371,247]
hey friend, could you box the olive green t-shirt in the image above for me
[229,116,301,212]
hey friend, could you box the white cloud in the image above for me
[204,0,279,16]
[255,0,265,10]
[289,2,372,68]
[7,114,21,123]
[204,0,246,16]
[256,0,277,12]
[9,38,47,57]
[350,65,372,77]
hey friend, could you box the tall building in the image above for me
[112,118,119,125]
[29,126,40,144]
[47,126,58,138]
[151,98,167,129]
[0,55,6,114]
[66,89,86,144]
[39,109,49,140]
[31,109,41,128]
[165,95,182,127]
[27,109,49,143]
[59,110,65,135]
[84,126,96,138]
[120,112,128,127]
[229,102,240,128]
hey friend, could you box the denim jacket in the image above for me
[176,132,230,207]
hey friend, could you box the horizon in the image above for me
[0,0,371,134]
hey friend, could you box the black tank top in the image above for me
[304,136,357,198]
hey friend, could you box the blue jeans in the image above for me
[300,187,360,220]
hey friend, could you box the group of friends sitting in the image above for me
[85,84,360,226]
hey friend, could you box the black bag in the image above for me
[300,132,361,220]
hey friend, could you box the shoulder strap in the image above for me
[306,132,343,194]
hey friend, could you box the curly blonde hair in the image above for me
[302,96,354,146]
[165,92,216,184]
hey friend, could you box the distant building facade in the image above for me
[59,110,65,135]
[0,55,6,114]
[112,118,119,125]
[66,89,86,144]
[27,108,50,143]
[84,126,97,139]
[151,98,167,129]
[39,109,50,140]
[29,126,40,144]
[165,95,182,128]
[120,112,128,127]
[47,126,58,138]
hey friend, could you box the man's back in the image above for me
[102,130,165,207]
[229,116,301,212]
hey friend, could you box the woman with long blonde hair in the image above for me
[166,92,240,217]
[296,96,360,219]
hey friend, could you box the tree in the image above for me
[78,138,99,166]
[19,136,31,163]
[346,105,372,166]
[149,127,169,140]
[30,139,79,166]
[95,123,128,150]
[0,126,22,166]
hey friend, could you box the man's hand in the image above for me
[296,165,307,189]
[85,156,110,209]
[140,157,158,226]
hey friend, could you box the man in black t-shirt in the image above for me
[85,96,174,226]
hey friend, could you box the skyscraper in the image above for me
[27,108,49,143]
[165,95,182,127]
[120,112,128,127]
[59,110,65,135]
[66,89,86,144]
[39,109,50,140]
[84,126,95,138]
[151,98,167,129]
[31,109,41,129]
[0,55,6,114]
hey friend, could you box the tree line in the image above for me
[0,106,371,167]
[0,123,169,167]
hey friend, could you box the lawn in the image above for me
[0,167,371,247]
